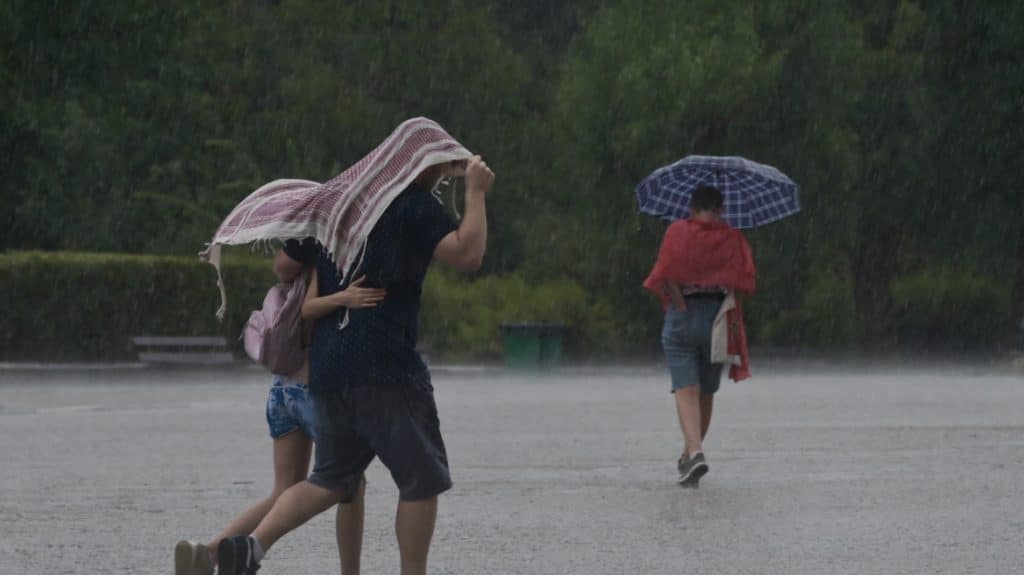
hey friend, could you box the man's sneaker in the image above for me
[217,536,260,575]
[680,473,701,488]
[175,540,214,575]
[677,452,709,486]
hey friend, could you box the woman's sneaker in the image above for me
[175,540,214,575]
[217,536,261,575]
[677,452,708,487]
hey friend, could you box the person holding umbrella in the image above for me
[637,156,800,487]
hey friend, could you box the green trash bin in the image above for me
[500,322,566,369]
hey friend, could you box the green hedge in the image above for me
[747,266,1014,351]
[0,251,273,361]
[891,267,1012,350]
[6,251,1013,362]
[752,271,857,348]
[421,270,617,360]
[0,251,619,362]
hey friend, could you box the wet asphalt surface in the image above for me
[1,362,1022,574]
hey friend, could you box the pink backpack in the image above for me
[242,275,308,375]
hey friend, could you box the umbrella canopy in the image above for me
[635,155,800,228]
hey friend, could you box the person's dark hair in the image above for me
[690,185,724,213]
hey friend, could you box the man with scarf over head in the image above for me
[212,120,494,575]
[643,185,756,488]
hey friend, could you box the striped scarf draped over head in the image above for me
[199,117,473,319]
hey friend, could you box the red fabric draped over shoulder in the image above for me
[643,218,756,382]
[643,218,755,305]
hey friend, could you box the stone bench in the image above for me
[131,336,234,365]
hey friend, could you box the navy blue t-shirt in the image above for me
[284,182,456,392]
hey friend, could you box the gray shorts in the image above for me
[661,299,724,394]
[307,374,452,502]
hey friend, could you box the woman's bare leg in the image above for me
[337,479,366,575]
[205,430,312,555]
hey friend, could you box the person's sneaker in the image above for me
[217,536,260,575]
[677,452,709,486]
[175,540,214,575]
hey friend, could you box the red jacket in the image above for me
[643,218,756,381]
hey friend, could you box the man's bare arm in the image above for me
[434,155,494,272]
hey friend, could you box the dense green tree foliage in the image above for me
[2,1,1020,353]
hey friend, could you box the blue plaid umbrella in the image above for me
[635,155,800,228]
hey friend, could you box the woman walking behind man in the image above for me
[174,247,385,575]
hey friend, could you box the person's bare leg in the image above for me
[250,480,343,553]
[206,431,313,556]
[395,496,438,575]
[700,392,714,440]
[337,478,366,575]
[674,385,703,457]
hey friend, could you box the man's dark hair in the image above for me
[690,185,724,213]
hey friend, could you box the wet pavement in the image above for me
[1,362,1022,574]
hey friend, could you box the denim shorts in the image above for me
[265,375,318,440]
[307,373,452,503]
[661,299,724,394]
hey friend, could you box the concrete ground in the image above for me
[1,362,1022,574]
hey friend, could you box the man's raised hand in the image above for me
[465,155,495,195]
